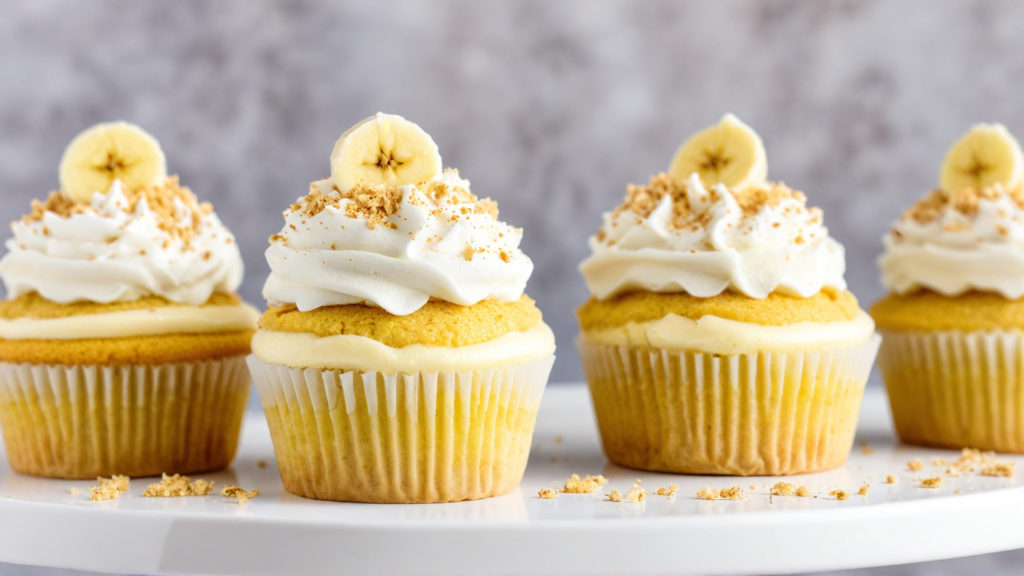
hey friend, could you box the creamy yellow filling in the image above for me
[0,303,260,340]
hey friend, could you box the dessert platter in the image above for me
[3,113,1024,575]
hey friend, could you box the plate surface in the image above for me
[1,385,1023,576]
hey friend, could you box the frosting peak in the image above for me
[262,170,533,315]
[580,173,846,300]
[0,178,244,305]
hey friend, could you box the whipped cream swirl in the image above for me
[263,170,533,315]
[0,180,244,305]
[880,188,1024,297]
[580,173,847,300]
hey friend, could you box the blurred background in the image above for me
[3,1,1024,575]
[3,0,1024,384]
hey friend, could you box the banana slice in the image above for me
[331,112,442,193]
[668,113,768,191]
[939,122,1024,195]
[58,121,167,202]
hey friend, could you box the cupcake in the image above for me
[0,122,257,478]
[578,114,879,476]
[249,113,555,503]
[873,123,1024,452]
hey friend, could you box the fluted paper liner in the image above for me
[579,335,881,476]
[248,355,555,503]
[879,329,1024,452]
[0,356,251,479]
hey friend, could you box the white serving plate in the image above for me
[1,384,1023,576]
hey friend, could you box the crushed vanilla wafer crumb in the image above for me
[696,487,719,500]
[655,484,679,496]
[221,485,259,504]
[795,486,810,497]
[719,486,746,500]
[624,479,648,503]
[538,488,559,499]
[561,474,608,494]
[858,484,870,496]
[89,475,129,501]
[931,458,947,466]
[770,482,796,496]
[143,473,214,497]
[981,462,1016,477]
[606,489,623,502]
[69,488,79,495]
[257,460,267,468]
[954,489,962,494]
[886,475,897,484]
[919,477,943,489]
[908,459,924,471]
[903,185,1024,226]
[861,447,874,455]
[830,489,850,501]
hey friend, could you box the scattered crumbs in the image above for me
[981,462,1016,477]
[886,475,897,484]
[624,479,648,503]
[696,487,719,500]
[908,459,924,471]
[561,473,608,494]
[903,185,1024,225]
[606,489,623,502]
[655,484,679,497]
[719,486,746,500]
[89,475,129,501]
[538,488,559,500]
[932,458,948,466]
[749,485,755,490]
[954,488,962,495]
[770,482,796,496]
[860,447,874,455]
[257,460,267,468]
[796,486,810,497]
[919,477,943,489]
[143,473,214,497]
[69,488,79,495]
[830,489,850,501]
[553,435,563,445]
[858,484,870,496]
[221,485,260,504]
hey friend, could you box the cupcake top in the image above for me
[262,112,533,316]
[580,114,846,301]
[0,122,243,306]
[880,123,1024,298]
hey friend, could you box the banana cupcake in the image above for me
[249,113,555,503]
[0,122,257,479]
[874,123,1024,452]
[578,114,880,476]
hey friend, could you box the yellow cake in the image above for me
[249,113,555,503]
[0,122,257,478]
[874,123,1024,452]
[577,114,879,476]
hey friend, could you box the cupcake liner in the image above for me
[0,356,251,479]
[248,354,554,503]
[578,335,881,476]
[879,329,1024,452]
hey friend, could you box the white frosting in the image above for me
[251,322,556,373]
[0,303,259,340]
[580,174,847,300]
[263,171,533,315]
[0,180,243,305]
[880,191,1024,297]
[581,310,875,356]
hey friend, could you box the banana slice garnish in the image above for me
[668,113,768,191]
[939,122,1024,195]
[58,121,167,202]
[331,112,442,193]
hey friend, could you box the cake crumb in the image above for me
[931,458,947,466]
[143,473,214,497]
[257,460,267,468]
[561,473,608,494]
[858,484,870,496]
[954,488,962,494]
[696,486,720,500]
[89,475,129,501]
[919,477,943,489]
[221,485,259,504]
[830,489,850,501]
[719,486,746,500]
[981,462,1016,477]
[655,484,679,496]
[770,482,796,496]
[795,486,810,497]
[908,459,924,471]
[538,488,559,500]
[606,489,623,502]
[624,479,648,503]
[860,447,874,455]
[886,475,897,484]
[69,488,79,495]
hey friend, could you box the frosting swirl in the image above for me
[580,173,846,300]
[0,178,244,306]
[880,186,1024,297]
[262,170,533,315]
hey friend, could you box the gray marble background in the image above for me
[0,0,1019,383]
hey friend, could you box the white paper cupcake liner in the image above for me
[0,356,251,479]
[248,354,555,503]
[879,328,1024,452]
[578,335,881,475]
